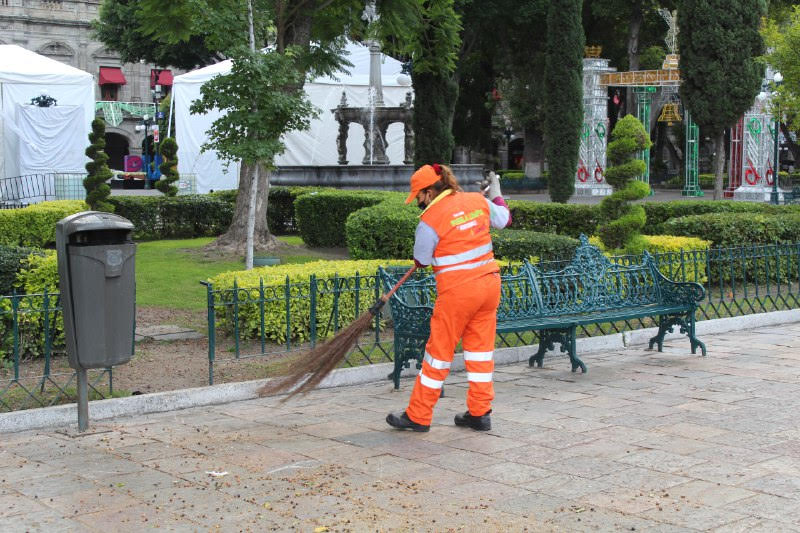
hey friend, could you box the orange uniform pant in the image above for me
[406,272,501,426]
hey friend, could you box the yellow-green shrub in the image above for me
[207,259,412,343]
[0,251,62,361]
[0,200,86,247]
[590,234,711,283]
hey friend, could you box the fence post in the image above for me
[201,281,216,386]
[12,290,19,382]
[259,278,265,354]
[285,276,291,351]
[232,279,240,358]
[310,275,317,348]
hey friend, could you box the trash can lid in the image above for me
[56,211,134,236]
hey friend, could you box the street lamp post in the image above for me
[771,71,783,205]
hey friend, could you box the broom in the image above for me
[257,265,418,400]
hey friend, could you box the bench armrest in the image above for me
[653,269,706,304]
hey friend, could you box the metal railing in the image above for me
[204,242,800,384]
[0,173,85,207]
[0,290,112,412]
[3,242,800,411]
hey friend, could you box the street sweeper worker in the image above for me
[387,165,511,432]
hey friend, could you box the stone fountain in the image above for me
[272,0,482,191]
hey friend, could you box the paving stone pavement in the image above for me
[4,323,800,532]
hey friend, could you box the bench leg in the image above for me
[649,313,706,357]
[567,326,586,374]
[688,312,707,357]
[531,328,586,373]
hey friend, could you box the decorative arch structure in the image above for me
[37,41,75,59]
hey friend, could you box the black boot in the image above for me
[386,411,430,432]
[454,409,492,431]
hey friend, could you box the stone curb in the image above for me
[2,310,799,434]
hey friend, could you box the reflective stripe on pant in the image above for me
[405,272,501,426]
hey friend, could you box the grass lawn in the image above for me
[136,236,345,310]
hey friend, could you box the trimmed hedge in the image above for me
[643,200,800,228]
[491,230,579,261]
[345,198,418,259]
[0,200,86,248]
[295,190,399,248]
[658,212,800,248]
[508,201,600,237]
[208,259,411,343]
[108,195,234,240]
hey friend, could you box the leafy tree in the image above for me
[157,137,180,197]
[402,0,462,166]
[95,0,366,265]
[763,5,800,165]
[597,115,651,251]
[679,0,764,200]
[544,0,584,203]
[84,118,114,213]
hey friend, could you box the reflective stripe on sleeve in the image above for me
[419,371,444,389]
[431,242,493,267]
[463,350,493,362]
[467,372,493,383]
[424,352,451,370]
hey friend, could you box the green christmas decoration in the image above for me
[597,115,652,251]
[84,118,114,213]
[156,137,179,196]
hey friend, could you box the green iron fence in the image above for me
[204,242,800,384]
[0,290,113,412]
[3,242,800,411]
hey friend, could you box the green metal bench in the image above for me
[379,235,706,389]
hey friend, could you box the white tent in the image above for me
[172,42,412,193]
[0,45,94,184]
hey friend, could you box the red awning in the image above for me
[151,69,174,88]
[99,67,127,86]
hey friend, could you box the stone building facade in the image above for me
[0,0,179,170]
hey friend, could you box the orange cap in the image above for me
[405,165,441,204]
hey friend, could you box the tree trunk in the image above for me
[713,130,725,200]
[245,162,258,269]
[625,7,643,117]
[207,162,277,255]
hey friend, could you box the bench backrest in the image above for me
[379,266,436,336]
[525,236,661,316]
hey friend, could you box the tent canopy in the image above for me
[0,45,95,181]
[173,41,413,193]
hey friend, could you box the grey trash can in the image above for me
[56,211,136,370]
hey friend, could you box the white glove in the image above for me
[487,171,502,200]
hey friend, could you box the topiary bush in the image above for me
[84,118,114,212]
[207,259,412,343]
[295,190,398,248]
[156,137,179,196]
[491,230,579,262]
[597,115,653,250]
[345,198,418,260]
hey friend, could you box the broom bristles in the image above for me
[257,310,376,401]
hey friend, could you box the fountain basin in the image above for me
[272,164,485,192]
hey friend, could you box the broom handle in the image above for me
[369,264,418,315]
